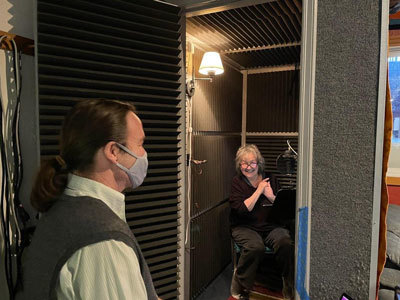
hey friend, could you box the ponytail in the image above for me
[30,156,68,212]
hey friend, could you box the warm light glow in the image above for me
[199,52,224,76]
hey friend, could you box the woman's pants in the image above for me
[231,226,294,291]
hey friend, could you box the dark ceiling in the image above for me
[186,0,302,71]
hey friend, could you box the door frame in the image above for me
[179,1,390,299]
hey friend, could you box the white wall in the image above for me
[0,1,38,298]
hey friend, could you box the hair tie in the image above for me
[55,155,67,170]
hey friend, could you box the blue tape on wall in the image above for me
[296,206,310,300]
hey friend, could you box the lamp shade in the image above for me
[199,52,224,76]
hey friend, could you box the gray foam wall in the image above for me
[310,1,382,299]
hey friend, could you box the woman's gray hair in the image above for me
[235,144,265,175]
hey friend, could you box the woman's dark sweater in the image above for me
[229,173,280,232]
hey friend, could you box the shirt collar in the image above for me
[64,174,126,221]
[241,171,265,187]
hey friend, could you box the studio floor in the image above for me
[195,264,284,300]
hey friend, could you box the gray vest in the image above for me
[16,195,158,300]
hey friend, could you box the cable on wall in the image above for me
[0,34,28,300]
[10,37,30,295]
[185,94,193,247]
[0,35,14,299]
[185,43,195,248]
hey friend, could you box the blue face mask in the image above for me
[115,143,148,188]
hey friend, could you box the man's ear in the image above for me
[103,141,119,164]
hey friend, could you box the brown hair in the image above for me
[235,144,265,175]
[31,99,136,212]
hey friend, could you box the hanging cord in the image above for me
[185,49,195,248]
[0,35,27,299]
[0,34,15,299]
[10,38,22,254]
[184,95,193,247]
[10,38,29,295]
[11,38,23,199]
[287,140,298,156]
[0,133,13,298]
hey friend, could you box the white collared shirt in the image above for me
[55,174,148,300]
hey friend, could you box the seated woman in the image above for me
[229,144,294,300]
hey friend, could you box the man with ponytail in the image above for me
[17,99,159,300]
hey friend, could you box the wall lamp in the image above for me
[186,51,224,97]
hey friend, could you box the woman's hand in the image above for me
[244,178,270,211]
[262,178,276,202]
[256,178,270,194]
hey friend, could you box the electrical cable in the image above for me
[0,34,14,299]
[0,85,13,298]
[0,34,26,299]
[287,139,298,156]
[10,37,27,295]
[184,95,192,247]
[11,38,23,244]
[185,50,195,248]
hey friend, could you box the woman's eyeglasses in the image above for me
[240,161,257,168]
